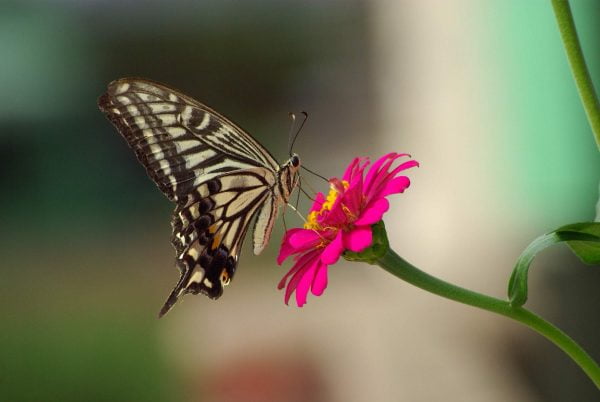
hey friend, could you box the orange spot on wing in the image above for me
[220,269,230,285]
[211,233,222,250]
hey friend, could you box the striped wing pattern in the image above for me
[98,78,285,317]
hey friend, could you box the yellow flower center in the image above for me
[304,180,349,230]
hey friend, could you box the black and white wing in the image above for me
[98,78,282,317]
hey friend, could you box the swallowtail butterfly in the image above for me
[98,78,300,317]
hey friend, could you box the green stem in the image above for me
[377,248,600,388]
[551,0,600,151]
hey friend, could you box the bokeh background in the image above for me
[1,1,599,401]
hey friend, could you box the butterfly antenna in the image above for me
[288,111,308,156]
[301,175,323,198]
[286,112,297,155]
[301,165,329,183]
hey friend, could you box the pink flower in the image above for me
[277,153,419,306]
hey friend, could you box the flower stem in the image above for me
[376,248,600,388]
[551,0,600,151]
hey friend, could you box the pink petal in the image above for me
[277,245,294,265]
[278,250,315,289]
[371,162,416,197]
[295,259,319,307]
[280,250,320,304]
[311,262,328,296]
[341,178,364,215]
[366,158,418,203]
[388,159,420,177]
[320,231,343,265]
[364,155,403,198]
[353,158,371,182]
[344,157,370,183]
[342,157,361,182]
[327,174,365,223]
[379,176,411,198]
[319,201,348,226]
[309,192,326,213]
[289,230,321,248]
[354,198,389,226]
[285,267,305,304]
[363,153,398,193]
[277,228,306,264]
[343,226,373,252]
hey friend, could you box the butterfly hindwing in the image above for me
[160,169,274,316]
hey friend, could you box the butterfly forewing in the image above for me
[98,78,299,317]
[98,79,277,202]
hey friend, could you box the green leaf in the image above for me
[508,233,560,307]
[556,222,600,265]
[508,222,600,307]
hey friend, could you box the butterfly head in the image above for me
[290,153,300,168]
[279,153,301,202]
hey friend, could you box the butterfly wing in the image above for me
[98,78,282,316]
[165,168,276,317]
[98,78,280,202]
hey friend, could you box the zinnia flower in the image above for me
[277,152,419,306]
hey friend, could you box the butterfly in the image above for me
[98,78,301,317]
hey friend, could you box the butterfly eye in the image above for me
[291,155,300,168]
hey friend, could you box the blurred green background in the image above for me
[1,1,599,401]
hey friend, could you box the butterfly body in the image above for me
[98,78,300,317]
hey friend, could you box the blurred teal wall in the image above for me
[488,1,599,226]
